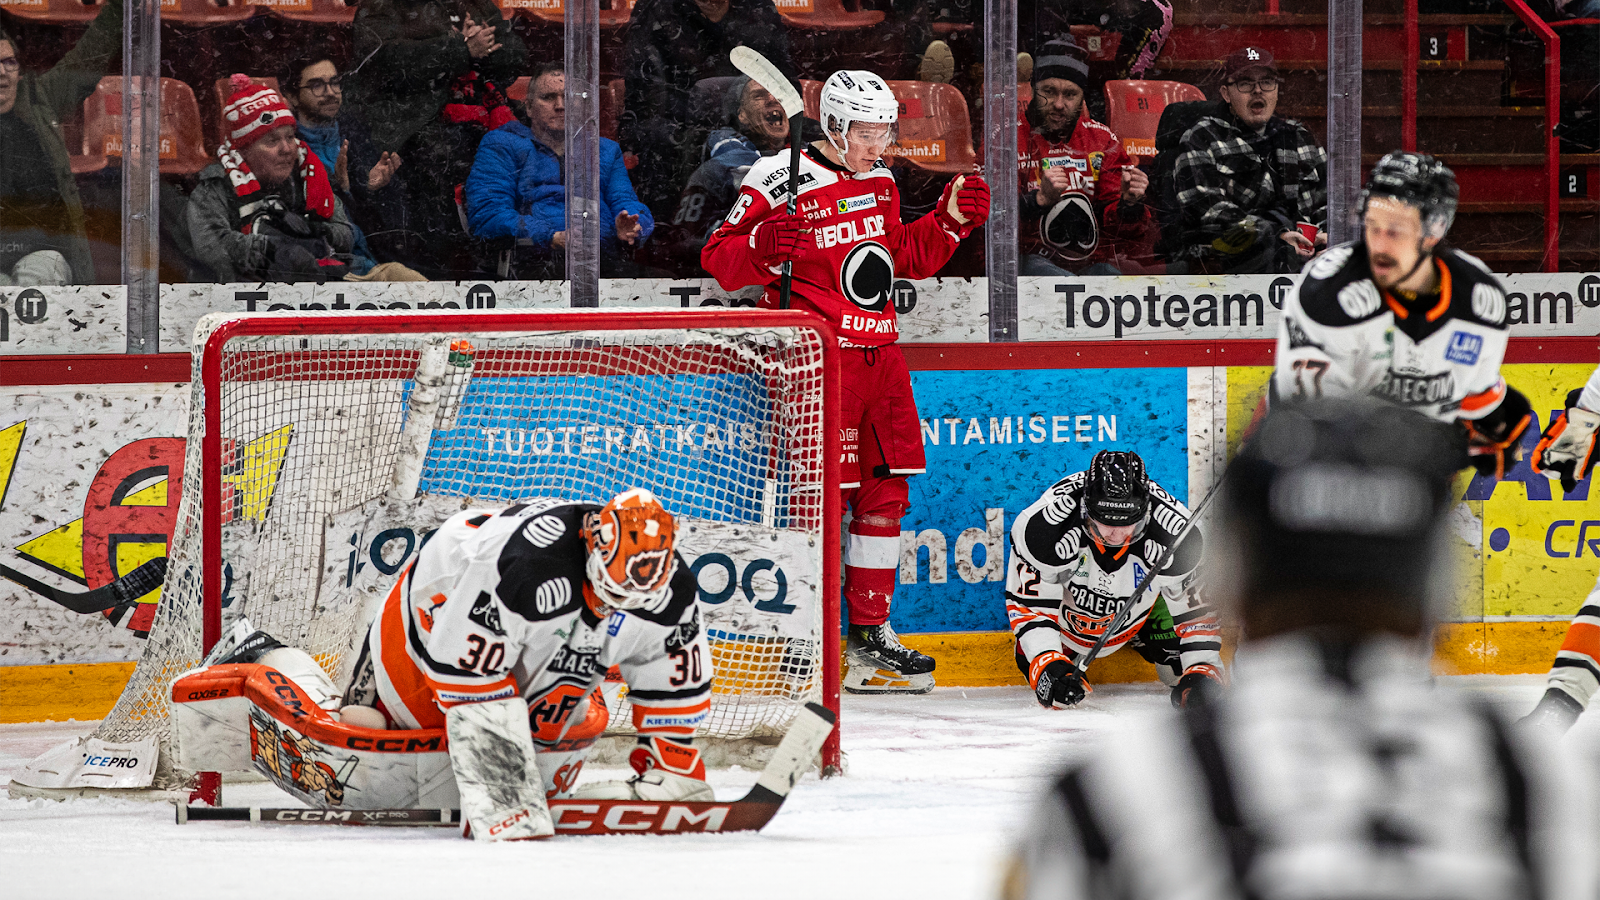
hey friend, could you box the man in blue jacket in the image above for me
[466,62,653,277]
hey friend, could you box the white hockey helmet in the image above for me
[819,70,899,166]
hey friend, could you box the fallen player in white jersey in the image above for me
[172,488,713,840]
[1006,450,1224,709]
[1270,151,1532,479]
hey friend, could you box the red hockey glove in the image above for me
[936,173,990,236]
[752,213,809,269]
[1170,663,1226,709]
[1533,388,1600,493]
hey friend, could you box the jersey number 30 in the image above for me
[668,646,702,686]
[459,634,506,674]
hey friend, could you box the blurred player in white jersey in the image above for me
[1271,151,1532,479]
[1002,398,1595,900]
[703,69,991,694]
[1521,367,1600,732]
[1007,450,1224,710]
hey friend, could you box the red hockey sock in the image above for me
[844,518,900,626]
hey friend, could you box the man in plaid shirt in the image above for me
[1172,46,1328,274]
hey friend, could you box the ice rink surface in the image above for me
[0,676,1585,900]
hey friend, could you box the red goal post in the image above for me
[98,308,842,792]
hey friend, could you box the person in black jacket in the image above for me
[619,0,793,214]
[344,0,526,277]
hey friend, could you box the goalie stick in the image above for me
[176,702,836,834]
[1068,480,1224,686]
[729,46,804,311]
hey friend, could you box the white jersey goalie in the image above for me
[172,488,714,841]
[1007,450,1224,710]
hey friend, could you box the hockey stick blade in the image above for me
[178,703,838,833]
[0,555,168,614]
[729,47,802,119]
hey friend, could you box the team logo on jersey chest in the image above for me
[1041,194,1098,263]
[839,241,895,311]
[1445,331,1483,365]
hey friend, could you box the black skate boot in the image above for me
[844,623,936,694]
[1517,687,1584,735]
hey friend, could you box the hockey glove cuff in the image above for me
[1533,388,1600,493]
[752,213,809,269]
[1463,383,1533,480]
[1170,663,1226,709]
[1029,652,1090,709]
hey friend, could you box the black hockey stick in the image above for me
[730,47,805,311]
[0,555,168,615]
[177,702,836,834]
[1068,481,1224,686]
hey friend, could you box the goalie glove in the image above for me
[570,735,713,802]
[1170,663,1226,709]
[1462,382,1533,480]
[1533,388,1600,493]
[752,213,809,269]
[1029,652,1090,709]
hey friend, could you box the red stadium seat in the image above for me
[158,0,255,24]
[257,0,356,24]
[506,75,623,141]
[0,0,105,26]
[777,0,883,30]
[72,77,212,176]
[1102,80,1204,163]
[211,75,279,152]
[802,79,976,174]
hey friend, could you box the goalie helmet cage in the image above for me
[92,308,842,796]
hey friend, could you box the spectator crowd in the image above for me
[0,0,1338,286]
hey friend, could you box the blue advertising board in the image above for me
[893,367,1190,634]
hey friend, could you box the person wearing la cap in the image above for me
[703,71,991,694]
[1269,151,1532,482]
[1000,398,1594,900]
[186,75,355,283]
[1006,450,1224,710]
[1171,45,1328,274]
[1017,35,1153,277]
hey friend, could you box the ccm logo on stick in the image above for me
[551,803,731,832]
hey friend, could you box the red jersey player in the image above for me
[703,69,991,694]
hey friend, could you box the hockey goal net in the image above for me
[91,309,840,789]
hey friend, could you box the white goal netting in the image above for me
[92,310,836,788]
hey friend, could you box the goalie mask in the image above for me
[1083,450,1151,548]
[585,488,679,610]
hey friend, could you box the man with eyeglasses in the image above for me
[1017,35,1152,276]
[1004,450,1224,711]
[0,0,123,286]
[281,52,406,276]
[1171,46,1328,274]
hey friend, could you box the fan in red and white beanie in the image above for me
[216,73,335,222]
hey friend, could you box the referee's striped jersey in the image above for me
[1003,633,1597,900]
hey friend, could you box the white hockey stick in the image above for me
[177,702,837,833]
[730,47,805,310]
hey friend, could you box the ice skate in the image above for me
[843,624,935,694]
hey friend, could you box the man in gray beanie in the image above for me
[1018,35,1151,276]
[0,0,124,286]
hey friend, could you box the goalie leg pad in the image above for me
[446,698,554,841]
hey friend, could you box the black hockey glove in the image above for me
[1170,664,1225,709]
[1462,383,1533,480]
[1031,655,1090,709]
[1533,388,1600,493]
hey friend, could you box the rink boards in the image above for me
[4,339,1600,719]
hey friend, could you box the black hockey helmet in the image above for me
[1359,151,1459,240]
[1084,450,1151,546]
[1216,397,1466,609]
